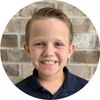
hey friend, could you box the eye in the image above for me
[33,42,45,47]
[54,42,64,47]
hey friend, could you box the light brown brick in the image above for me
[1,35,17,47]
[70,51,100,64]
[20,35,25,47]
[1,49,31,62]
[72,18,96,33]
[17,4,36,17]
[4,18,29,33]
[10,77,24,84]
[95,35,100,49]
[3,64,19,76]
[57,1,86,17]
[21,63,34,78]
[1,50,8,61]
[34,1,55,10]
[18,1,55,17]
[92,66,98,75]
[73,33,96,49]
[67,65,93,80]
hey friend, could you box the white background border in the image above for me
[0,0,100,100]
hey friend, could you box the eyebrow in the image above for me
[32,39,65,42]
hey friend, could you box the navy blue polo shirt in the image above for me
[16,67,88,99]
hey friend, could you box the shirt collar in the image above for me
[63,67,81,93]
[30,67,80,92]
[31,69,43,90]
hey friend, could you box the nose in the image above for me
[42,44,55,57]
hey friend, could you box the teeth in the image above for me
[41,61,57,64]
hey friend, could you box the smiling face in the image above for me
[24,18,74,76]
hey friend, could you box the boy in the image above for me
[16,7,88,99]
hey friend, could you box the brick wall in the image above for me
[0,0,100,84]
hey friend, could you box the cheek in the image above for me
[61,53,68,61]
[59,49,69,57]
[58,50,67,64]
[58,49,70,63]
[57,52,68,67]
[29,49,42,61]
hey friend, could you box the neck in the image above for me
[37,69,64,83]
[37,69,65,94]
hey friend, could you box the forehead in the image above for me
[29,18,70,41]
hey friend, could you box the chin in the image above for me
[40,68,61,76]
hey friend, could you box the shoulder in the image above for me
[64,72,88,96]
[64,67,88,89]
[15,76,32,92]
[68,72,88,89]
[72,73,88,85]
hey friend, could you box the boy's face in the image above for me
[24,18,74,76]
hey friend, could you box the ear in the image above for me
[24,44,31,58]
[67,44,75,59]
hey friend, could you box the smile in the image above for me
[41,60,58,64]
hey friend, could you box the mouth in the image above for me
[40,60,58,64]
